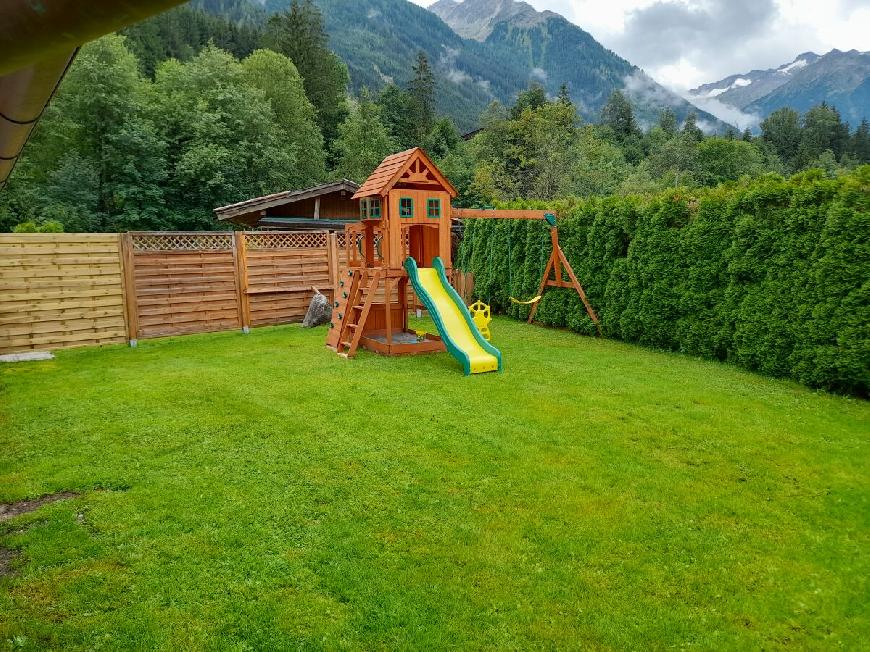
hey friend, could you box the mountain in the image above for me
[192,0,730,132]
[746,50,870,125]
[690,52,821,109]
[428,0,728,130]
[429,0,555,41]
[253,0,532,132]
[691,50,870,126]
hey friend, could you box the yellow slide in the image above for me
[405,257,502,375]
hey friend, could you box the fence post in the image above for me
[119,233,139,347]
[233,231,251,334]
[327,231,339,297]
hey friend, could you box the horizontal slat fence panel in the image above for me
[130,233,239,339]
[243,231,331,327]
[0,234,127,354]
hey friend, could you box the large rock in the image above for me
[303,291,332,328]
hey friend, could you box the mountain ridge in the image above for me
[428,0,728,129]
[691,49,869,126]
[194,0,731,132]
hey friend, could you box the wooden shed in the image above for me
[214,179,360,230]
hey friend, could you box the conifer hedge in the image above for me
[456,167,869,396]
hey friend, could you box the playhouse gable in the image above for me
[353,147,457,199]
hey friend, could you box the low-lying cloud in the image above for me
[685,96,762,132]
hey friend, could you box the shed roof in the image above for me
[214,179,359,221]
[353,147,457,199]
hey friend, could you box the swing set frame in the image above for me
[453,209,601,334]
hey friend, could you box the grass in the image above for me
[0,318,867,650]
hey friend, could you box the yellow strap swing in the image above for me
[510,295,541,305]
[507,224,543,306]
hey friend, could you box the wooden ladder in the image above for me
[327,268,359,349]
[330,269,381,358]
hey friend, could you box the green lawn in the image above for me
[1,319,867,650]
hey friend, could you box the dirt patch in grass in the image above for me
[0,547,20,576]
[0,491,79,523]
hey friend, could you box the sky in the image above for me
[410,0,870,91]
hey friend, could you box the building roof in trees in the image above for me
[214,179,360,222]
[353,147,457,199]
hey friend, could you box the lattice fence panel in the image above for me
[131,233,233,251]
[245,231,327,250]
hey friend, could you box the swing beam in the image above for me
[454,208,601,334]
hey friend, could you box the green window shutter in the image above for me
[359,199,368,220]
[400,197,414,218]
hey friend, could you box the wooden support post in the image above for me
[558,247,601,334]
[399,276,408,331]
[363,221,375,265]
[384,278,394,346]
[233,231,251,334]
[119,232,139,347]
[326,231,339,298]
[527,252,554,324]
[551,228,562,286]
[314,196,321,220]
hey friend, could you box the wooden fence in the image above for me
[0,231,474,354]
[0,234,128,352]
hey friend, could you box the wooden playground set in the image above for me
[325,148,599,375]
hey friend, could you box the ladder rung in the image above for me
[347,324,358,330]
[340,340,352,348]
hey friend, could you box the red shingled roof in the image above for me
[352,147,457,199]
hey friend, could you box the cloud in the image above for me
[530,67,548,82]
[614,0,778,69]
[447,69,472,84]
[687,96,761,131]
[622,70,682,108]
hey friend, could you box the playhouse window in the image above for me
[359,199,368,220]
[427,198,441,219]
[400,197,414,218]
[369,198,381,219]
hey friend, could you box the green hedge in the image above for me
[456,167,870,396]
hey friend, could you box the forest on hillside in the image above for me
[2,1,868,233]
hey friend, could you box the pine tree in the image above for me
[658,108,677,136]
[408,51,436,144]
[761,107,801,171]
[682,112,704,142]
[849,118,870,163]
[262,0,349,148]
[600,91,643,163]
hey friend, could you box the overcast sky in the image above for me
[410,0,870,90]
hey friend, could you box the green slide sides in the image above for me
[404,256,503,375]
